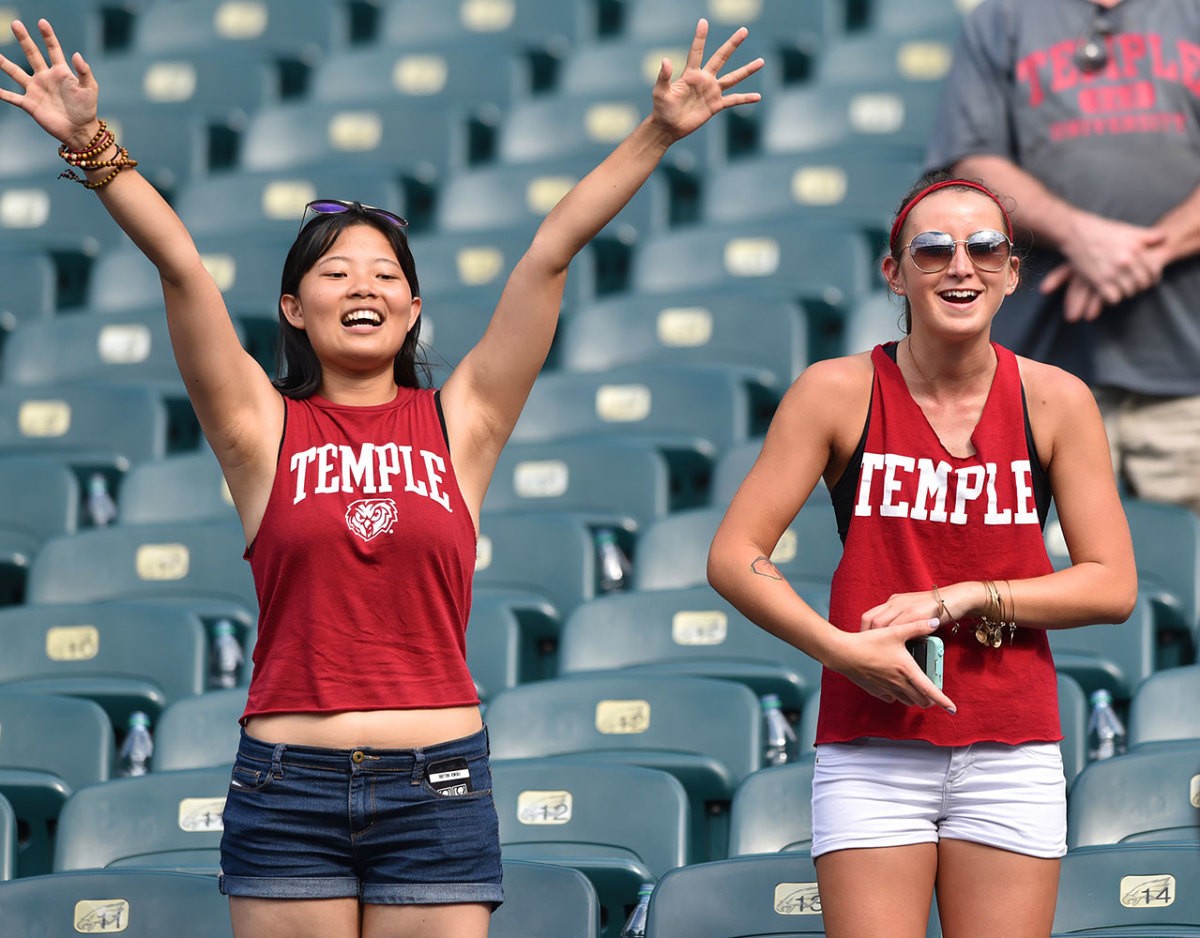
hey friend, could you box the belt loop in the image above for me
[270,743,285,779]
[411,748,425,786]
[483,724,490,756]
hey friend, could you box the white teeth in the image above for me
[941,291,978,301]
[342,310,382,326]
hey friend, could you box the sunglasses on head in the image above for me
[904,229,1013,273]
[298,199,409,235]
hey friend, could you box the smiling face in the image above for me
[280,222,422,380]
[882,188,1019,339]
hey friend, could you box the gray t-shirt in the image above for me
[926,0,1200,395]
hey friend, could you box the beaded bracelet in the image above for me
[57,119,114,163]
[57,120,138,190]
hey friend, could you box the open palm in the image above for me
[0,18,99,146]
[651,19,763,141]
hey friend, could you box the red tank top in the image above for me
[242,388,479,720]
[816,343,1060,746]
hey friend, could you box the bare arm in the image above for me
[440,19,762,520]
[861,361,1137,634]
[707,356,957,713]
[0,19,281,533]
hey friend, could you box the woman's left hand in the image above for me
[650,18,763,142]
[860,582,980,632]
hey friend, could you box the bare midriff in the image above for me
[244,705,483,750]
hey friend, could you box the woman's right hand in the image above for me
[825,617,957,714]
[0,18,100,149]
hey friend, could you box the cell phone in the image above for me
[905,635,944,690]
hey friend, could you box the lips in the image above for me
[938,289,980,306]
[341,309,383,328]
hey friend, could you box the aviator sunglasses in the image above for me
[1076,6,1117,73]
[903,229,1013,273]
[298,199,409,235]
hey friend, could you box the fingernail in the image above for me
[928,617,940,630]
[947,707,957,715]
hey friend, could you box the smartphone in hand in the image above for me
[905,636,944,690]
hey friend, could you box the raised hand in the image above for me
[0,18,99,149]
[650,18,763,142]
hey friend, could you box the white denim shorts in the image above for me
[811,737,1066,859]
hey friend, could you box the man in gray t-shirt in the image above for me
[927,0,1200,512]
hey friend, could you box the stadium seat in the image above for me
[131,0,349,59]
[25,520,258,621]
[868,0,977,36]
[54,766,231,873]
[1047,597,1158,703]
[633,503,842,593]
[841,290,908,356]
[621,0,840,42]
[465,595,523,701]
[728,760,816,856]
[558,585,826,713]
[376,0,592,52]
[493,759,688,935]
[407,226,596,310]
[631,218,875,314]
[761,83,942,160]
[0,869,233,937]
[1053,843,1200,936]
[475,511,599,617]
[239,100,462,183]
[486,673,762,861]
[116,450,238,526]
[0,792,14,881]
[174,167,405,240]
[815,31,961,87]
[0,246,54,330]
[94,104,211,195]
[475,585,563,683]
[0,382,168,472]
[644,852,828,937]
[510,365,777,459]
[0,455,77,603]
[152,688,245,771]
[556,291,807,393]
[700,152,921,244]
[0,111,69,180]
[491,859,601,938]
[0,692,112,876]
[435,160,669,242]
[0,601,209,725]
[1127,665,1200,748]
[1066,741,1200,848]
[0,172,125,254]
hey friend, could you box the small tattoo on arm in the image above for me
[751,556,783,580]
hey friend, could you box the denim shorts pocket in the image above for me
[229,756,274,793]
[418,751,493,800]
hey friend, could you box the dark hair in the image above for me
[888,168,1019,334]
[274,206,428,398]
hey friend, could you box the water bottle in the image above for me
[210,618,244,689]
[86,472,117,526]
[761,693,798,766]
[1086,688,1126,761]
[118,711,154,777]
[620,882,654,938]
[596,527,632,593]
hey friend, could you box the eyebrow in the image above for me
[318,255,402,267]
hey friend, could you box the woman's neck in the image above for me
[902,333,997,399]
[317,368,400,406]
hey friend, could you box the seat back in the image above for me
[117,451,238,526]
[0,869,233,937]
[0,245,54,328]
[54,767,231,873]
[475,512,598,617]
[132,0,348,56]
[0,792,14,882]
[1128,664,1200,748]
[489,859,601,938]
[1053,843,1200,935]
[1066,742,1200,848]
[152,688,246,771]
[728,761,817,857]
[465,596,523,701]
[377,0,590,50]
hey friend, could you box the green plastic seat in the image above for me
[494,759,688,935]
[0,602,209,726]
[1053,843,1200,935]
[486,673,761,862]
[0,693,112,876]
[131,0,349,56]
[0,245,54,329]
[728,761,816,857]
[0,792,14,882]
[558,586,826,714]
[1046,598,1158,703]
[0,456,78,604]
[0,869,232,937]
[1127,664,1200,748]
[54,767,231,873]
[475,511,599,618]
[377,0,591,51]
[0,172,125,254]
[152,688,245,772]
[491,859,601,938]
[465,596,523,701]
[116,451,239,526]
[1067,741,1200,848]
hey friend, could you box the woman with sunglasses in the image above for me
[708,170,1136,938]
[0,16,762,938]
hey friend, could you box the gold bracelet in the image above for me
[931,584,960,634]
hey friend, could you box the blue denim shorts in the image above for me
[219,726,503,905]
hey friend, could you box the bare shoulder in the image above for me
[1016,355,1098,417]
[784,351,874,403]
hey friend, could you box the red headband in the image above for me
[889,179,1014,253]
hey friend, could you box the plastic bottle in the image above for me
[619,882,654,938]
[1086,688,1126,761]
[211,618,244,689]
[761,693,798,766]
[118,711,154,777]
[596,527,632,593]
[86,472,117,526]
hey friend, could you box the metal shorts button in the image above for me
[351,750,365,764]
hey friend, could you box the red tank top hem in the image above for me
[815,343,1061,748]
